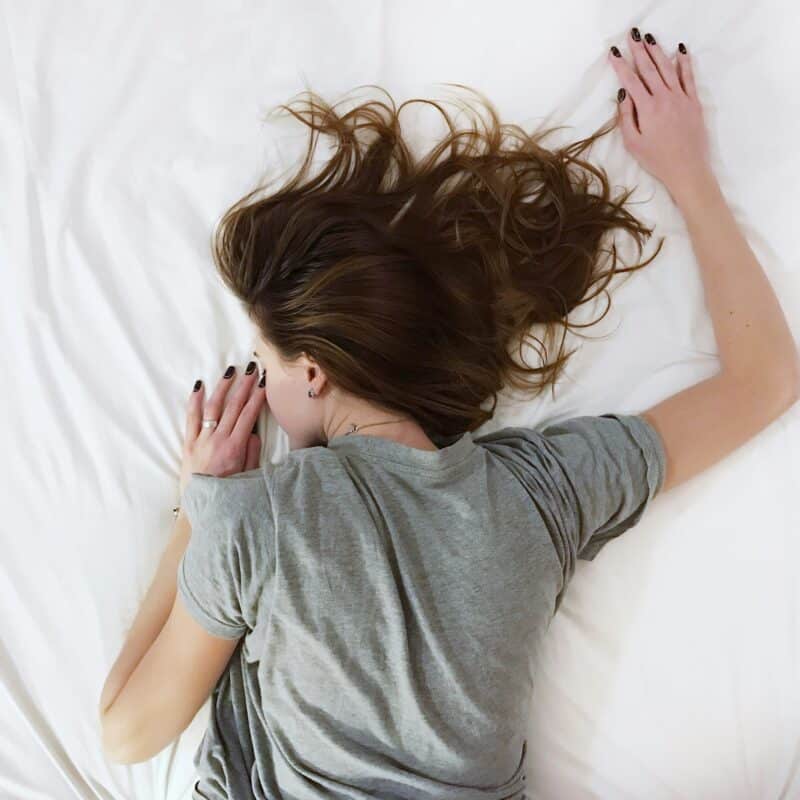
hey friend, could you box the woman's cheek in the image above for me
[266,381,301,433]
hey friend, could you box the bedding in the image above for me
[2,1,798,797]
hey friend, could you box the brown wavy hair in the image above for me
[211,83,664,439]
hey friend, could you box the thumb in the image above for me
[616,88,640,149]
[244,434,261,471]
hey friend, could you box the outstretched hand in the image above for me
[608,27,712,198]
[180,362,267,496]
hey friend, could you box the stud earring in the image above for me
[308,388,315,398]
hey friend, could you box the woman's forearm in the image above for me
[99,512,192,717]
[670,171,800,389]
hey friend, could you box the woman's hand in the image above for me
[179,362,267,496]
[608,28,712,199]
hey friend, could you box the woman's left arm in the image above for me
[98,511,191,717]
[99,362,266,749]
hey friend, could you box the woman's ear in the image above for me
[306,365,328,396]
[299,354,329,396]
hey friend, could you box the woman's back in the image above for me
[178,412,666,798]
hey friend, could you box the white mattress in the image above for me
[2,1,799,798]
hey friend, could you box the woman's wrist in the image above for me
[666,166,721,215]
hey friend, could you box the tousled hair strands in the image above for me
[212,83,663,438]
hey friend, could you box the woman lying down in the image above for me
[99,27,800,800]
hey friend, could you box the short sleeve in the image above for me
[477,413,666,590]
[177,467,275,639]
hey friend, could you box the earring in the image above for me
[308,388,315,398]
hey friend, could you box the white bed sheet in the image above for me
[2,1,799,798]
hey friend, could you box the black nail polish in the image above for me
[610,46,621,58]
[258,373,266,388]
[617,88,626,103]
[644,32,656,45]
[193,379,202,392]
[245,360,256,375]
[631,27,641,42]
[224,365,235,379]
[678,42,687,54]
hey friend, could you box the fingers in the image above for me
[640,32,679,92]
[185,380,205,444]
[627,27,664,97]
[616,89,642,147]
[231,380,266,443]
[200,363,240,438]
[213,362,261,437]
[608,42,652,116]
[193,359,266,465]
[609,30,696,137]
[677,45,698,101]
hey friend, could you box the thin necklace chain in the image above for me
[343,418,409,436]
[308,386,411,439]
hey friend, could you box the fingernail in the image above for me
[617,88,626,103]
[245,360,256,375]
[644,32,656,45]
[678,42,687,54]
[631,27,641,42]
[610,46,621,57]
[258,373,266,388]
[224,365,235,379]
[193,379,202,392]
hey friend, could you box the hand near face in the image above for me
[180,362,267,495]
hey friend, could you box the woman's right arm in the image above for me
[641,167,799,494]
[671,169,800,384]
[609,29,800,493]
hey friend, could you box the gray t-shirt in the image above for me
[177,412,666,799]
